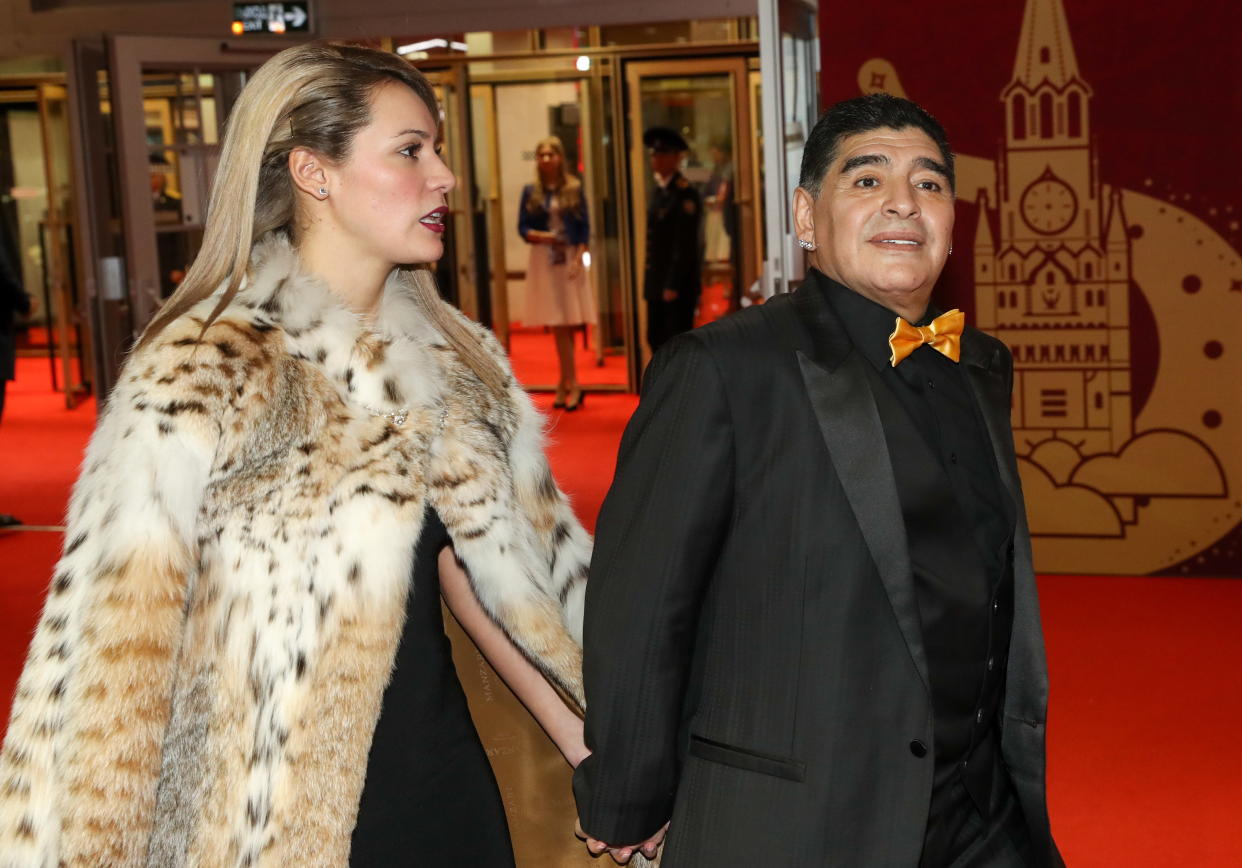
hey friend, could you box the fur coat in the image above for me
[0,238,591,867]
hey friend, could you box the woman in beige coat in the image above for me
[0,41,589,868]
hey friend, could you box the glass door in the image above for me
[624,57,757,362]
[36,82,87,406]
[453,59,630,392]
[0,79,87,407]
[107,36,272,335]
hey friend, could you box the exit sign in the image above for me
[231,2,312,35]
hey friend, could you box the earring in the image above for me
[948,245,954,255]
[318,187,328,198]
[798,238,816,251]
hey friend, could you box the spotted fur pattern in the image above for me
[0,238,590,867]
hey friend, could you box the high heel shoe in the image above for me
[553,384,568,409]
[565,388,585,411]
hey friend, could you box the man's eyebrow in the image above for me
[914,155,951,178]
[840,153,888,174]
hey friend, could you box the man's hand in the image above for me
[576,817,669,864]
[662,289,679,302]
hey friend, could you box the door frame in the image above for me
[447,66,625,390]
[36,81,87,406]
[623,55,757,366]
[107,36,284,333]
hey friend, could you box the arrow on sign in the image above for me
[285,6,307,27]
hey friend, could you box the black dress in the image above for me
[350,507,515,867]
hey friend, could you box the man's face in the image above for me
[649,149,681,179]
[794,126,954,320]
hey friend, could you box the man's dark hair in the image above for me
[798,93,955,196]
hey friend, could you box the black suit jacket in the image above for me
[574,276,1062,866]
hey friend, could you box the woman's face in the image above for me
[536,146,563,180]
[321,81,456,268]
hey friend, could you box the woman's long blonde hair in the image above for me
[137,41,507,396]
[526,136,583,215]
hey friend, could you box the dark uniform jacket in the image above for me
[643,172,702,303]
[574,271,1061,866]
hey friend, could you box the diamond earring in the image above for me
[798,238,816,251]
[318,187,328,198]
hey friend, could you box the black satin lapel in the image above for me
[789,274,853,370]
[797,351,930,693]
[964,357,1020,530]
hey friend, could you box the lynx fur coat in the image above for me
[0,238,591,867]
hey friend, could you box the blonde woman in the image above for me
[518,136,594,410]
[0,42,590,867]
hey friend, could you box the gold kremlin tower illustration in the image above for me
[974,0,1133,456]
[863,0,1237,573]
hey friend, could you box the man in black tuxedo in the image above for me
[574,94,1062,867]
[642,126,702,353]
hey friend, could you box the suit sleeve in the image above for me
[566,185,590,247]
[517,184,536,241]
[573,333,734,844]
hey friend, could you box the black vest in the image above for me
[862,360,1016,817]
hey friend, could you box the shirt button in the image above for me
[987,657,995,671]
[927,378,935,389]
[949,452,958,464]
[909,740,928,758]
[976,709,985,724]
[993,600,999,614]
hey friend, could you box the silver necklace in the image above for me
[361,404,409,426]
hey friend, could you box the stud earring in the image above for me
[948,245,954,255]
[318,187,328,198]
[798,238,816,251]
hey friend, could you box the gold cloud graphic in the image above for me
[1027,438,1083,485]
[1018,457,1124,537]
[1070,429,1227,497]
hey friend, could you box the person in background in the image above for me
[518,135,593,411]
[641,126,702,353]
[0,41,590,867]
[575,94,1061,867]
[150,151,189,296]
[0,234,30,527]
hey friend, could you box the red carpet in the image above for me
[3,354,1241,866]
[506,276,737,390]
[508,327,629,388]
[1040,574,1242,866]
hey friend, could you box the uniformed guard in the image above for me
[641,126,703,352]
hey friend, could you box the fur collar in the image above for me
[225,235,448,424]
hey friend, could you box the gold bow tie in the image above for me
[888,309,965,366]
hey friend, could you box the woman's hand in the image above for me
[525,229,563,246]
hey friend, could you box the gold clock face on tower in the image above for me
[1020,176,1078,235]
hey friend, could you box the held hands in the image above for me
[575,818,668,865]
